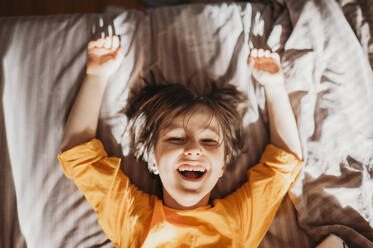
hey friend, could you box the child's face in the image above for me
[154,105,226,210]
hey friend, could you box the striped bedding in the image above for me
[0,0,372,247]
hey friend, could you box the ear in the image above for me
[147,152,159,175]
[151,164,159,175]
[218,155,229,178]
[218,163,226,178]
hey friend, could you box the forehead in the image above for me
[161,105,221,135]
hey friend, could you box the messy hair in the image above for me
[125,75,248,172]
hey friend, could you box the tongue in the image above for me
[182,171,201,179]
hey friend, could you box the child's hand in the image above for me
[248,48,284,87]
[86,35,124,79]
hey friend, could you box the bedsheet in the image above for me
[0,0,372,247]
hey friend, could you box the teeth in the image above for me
[178,167,206,172]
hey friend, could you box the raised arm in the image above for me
[248,48,303,160]
[60,36,124,152]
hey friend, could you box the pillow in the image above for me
[0,13,118,247]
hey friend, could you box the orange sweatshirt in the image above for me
[58,139,302,248]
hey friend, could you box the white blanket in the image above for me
[0,0,372,247]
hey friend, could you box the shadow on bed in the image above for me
[299,166,373,247]
[0,23,27,248]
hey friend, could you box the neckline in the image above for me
[160,199,212,212]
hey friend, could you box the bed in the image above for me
[0,0,372,247]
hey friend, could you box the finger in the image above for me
[250,48,258,58]
[104,36,112,49]
[271,52,281,63]
[258,48,264,58]
[248,48,257,65]
[96,38,104,47]
[264,50,271,58]
[112,36,120,50]
[88,40,96,49]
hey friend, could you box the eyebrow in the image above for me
[163,124,220,136]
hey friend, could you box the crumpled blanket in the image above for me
[0,0,372,247]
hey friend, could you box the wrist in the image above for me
[84,74,109,88]
[263,82,288,102]
[263,80,285,92]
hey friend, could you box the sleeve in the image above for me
[57,139,153,246]
[217,144,303,247]
[57,139,119,213]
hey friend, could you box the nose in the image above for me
[183,139,202,157]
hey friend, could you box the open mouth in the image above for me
[177,166,207,180]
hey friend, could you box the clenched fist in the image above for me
[248,48,284,87]
[86,35,124,79]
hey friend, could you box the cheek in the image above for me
[211,146,226,164]
[155,144,181,167]
[213,161,225,178]
[217,149,227,176]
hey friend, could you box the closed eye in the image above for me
[167,137,185,142]
[166,137,220,146]
[201,139,219,145]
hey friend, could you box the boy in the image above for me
[58,35,303,247]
